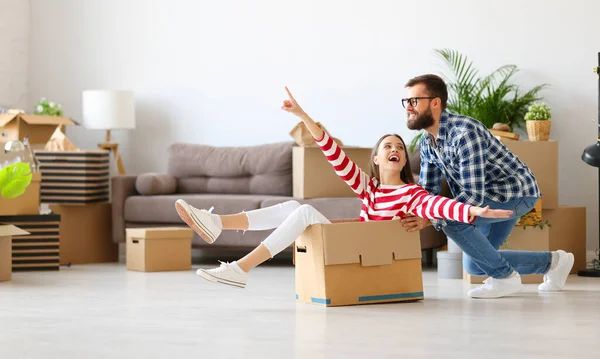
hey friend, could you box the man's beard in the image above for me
[407,106,434,130]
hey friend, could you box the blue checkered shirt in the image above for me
[418,110,541,229]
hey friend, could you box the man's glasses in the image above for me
[401,97,437,108]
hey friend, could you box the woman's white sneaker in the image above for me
[175,199,222,244]
[539,250,574,292]
[196,261,247,289]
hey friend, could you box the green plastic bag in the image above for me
[0,162,33,199]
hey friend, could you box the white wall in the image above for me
[28,0,600,251]
[0,0,29,111]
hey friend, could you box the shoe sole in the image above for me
[196,269,246,289]
[539,253,575,292]
[175,201,216,244]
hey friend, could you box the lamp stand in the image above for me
[98,129,126,175]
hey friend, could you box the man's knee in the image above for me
[284,200,301,210]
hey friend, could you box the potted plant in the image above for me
[409,49,549,152]
[524,102,552,141]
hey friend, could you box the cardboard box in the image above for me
[0,172,41,216]
[465,206,586,284]
[500,139,558,209]
[293,146,372,198]
[0,225,29,282]
[0,114,77,145]
[34,150,110,204]
[49,203,118,265]
[295,219,423,307]
[126,227,193,272]
[0,214,60,272]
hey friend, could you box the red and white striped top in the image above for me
[316,132,474,223]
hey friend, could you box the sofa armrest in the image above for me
[111,175,139,243]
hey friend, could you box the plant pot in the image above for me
[526,120,551,141]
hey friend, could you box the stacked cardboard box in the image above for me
[34,150,110,204]
[464,139,587,284]
[0,214,61,272]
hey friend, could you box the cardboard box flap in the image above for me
[0,224,30,237]
[0,114,19,127]
[127,227,193,240]
[19,114,78,126]
[321,220,421,267]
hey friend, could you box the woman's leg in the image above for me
[196,204,331,288]
[175,199,302,242]
[237,204,331,271]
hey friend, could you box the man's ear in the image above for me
[432,97,441,110]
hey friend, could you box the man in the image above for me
[400,74,574,299]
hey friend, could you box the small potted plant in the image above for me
[524,102,552,141]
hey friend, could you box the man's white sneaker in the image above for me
[196,261,247,289]
[539,250,574,292]
[175,199,222,244]
[468,272,523,299]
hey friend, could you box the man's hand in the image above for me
[400,215,432,232]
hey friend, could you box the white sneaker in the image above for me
[196,261,247,289]
[175,199,222,244]
[538,250,574,292]
[468,272,523,299]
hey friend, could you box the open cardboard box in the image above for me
[0,172,41,216]
[0,225,30,281]
[294,219,424,306]
[0,113,77,145]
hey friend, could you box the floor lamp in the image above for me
[82,90,136,175]
[579,52,600,277]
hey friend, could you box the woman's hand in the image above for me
[469,205,513,218]
[281,86,307,118]
[281,86,324,140]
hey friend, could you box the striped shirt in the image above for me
[315,132,474,224]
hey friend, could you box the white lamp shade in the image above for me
[82,90,136,130]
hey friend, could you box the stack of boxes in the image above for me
[34,150,118,265]
[464,139,587,284]
[0,114,118,282]
[290,124,424,306]
[0,114,74,279]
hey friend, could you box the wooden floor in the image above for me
[0,262,598,358]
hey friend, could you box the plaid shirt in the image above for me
[418,110,541,229]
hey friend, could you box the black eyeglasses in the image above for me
[401,97,436,108]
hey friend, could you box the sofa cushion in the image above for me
[135,173,177,195]
[125,194,280,223]
[167,142,293,196]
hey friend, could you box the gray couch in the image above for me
[111,142,447,263]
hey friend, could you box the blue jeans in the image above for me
[442,197,551,279]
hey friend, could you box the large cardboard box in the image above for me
[500,139,558,209]
[465,206,586,284]
[126,227,193,272]
[34,150,110,204]
[0,225,29,282]
[50,203,118,265]
[0,172,41,216]
[0,114,77,145]
[295,219,424,306]
[293,146,372,198]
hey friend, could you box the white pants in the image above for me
[245,200,331,256]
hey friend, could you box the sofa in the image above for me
[111,142,447,264]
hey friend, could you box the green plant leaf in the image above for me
[0,162,33,199]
